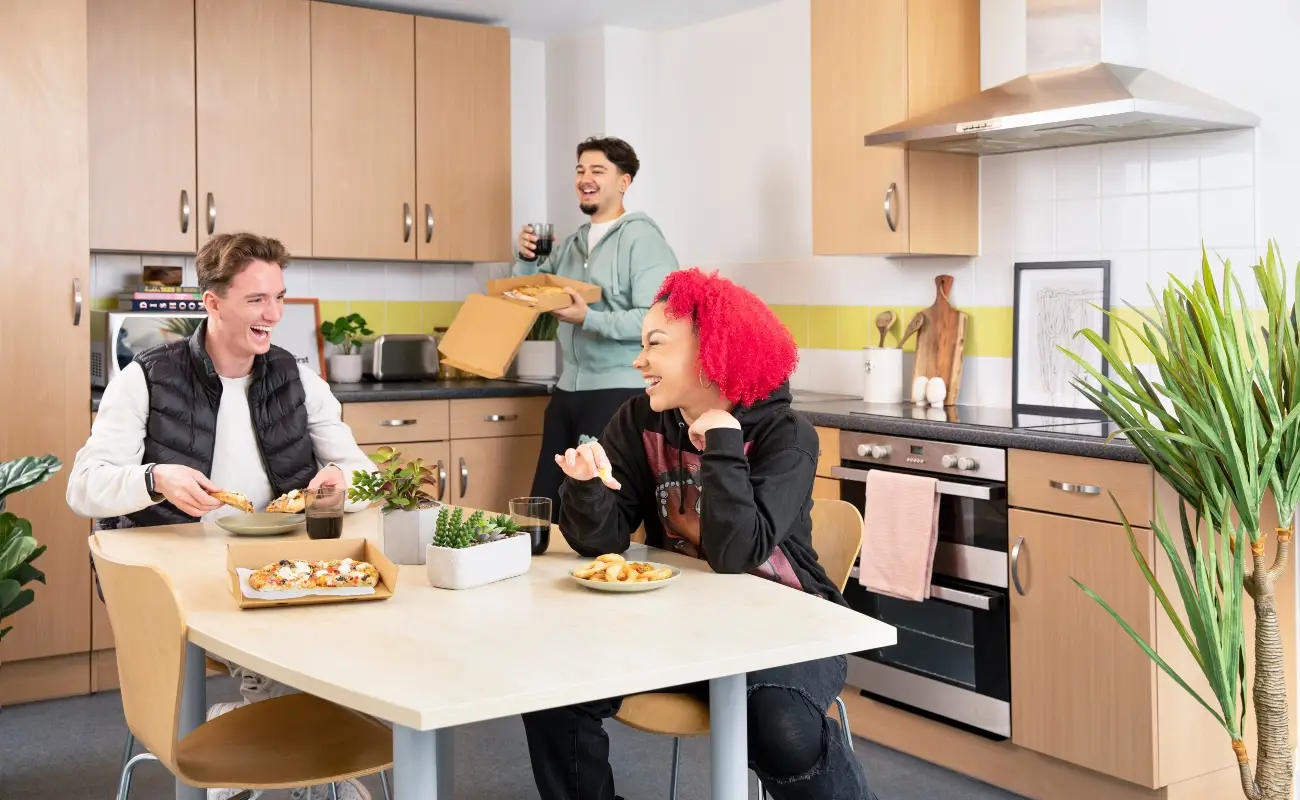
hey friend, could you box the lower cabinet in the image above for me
[450,435,542,513]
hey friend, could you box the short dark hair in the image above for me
[196,232,290,296]
[576,136,640,180]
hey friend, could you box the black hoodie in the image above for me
[558,383,846,606]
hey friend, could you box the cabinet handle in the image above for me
[180,189,191,233]
[1049,479,1101,495]
[436,460,446,502]
[1010,536,1026,596]
[425,203,434,243]
[884,182,898,232]
[484,414,518,422]
[403,203,413,242]
[73,278,83,326]
[206,192,216,235]
[379,419,417,427]
[459,456,468,499]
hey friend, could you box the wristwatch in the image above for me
[143,463,163,502]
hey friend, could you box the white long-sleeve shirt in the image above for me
[68,361,377,523]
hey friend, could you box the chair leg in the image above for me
[115,751,158,800]
[833,695,853,751]
[669,736,682,800]
[329,783,339,800]
[379,770,392,800]
[120,730,135,777]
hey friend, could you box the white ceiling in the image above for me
[325,0,784,40]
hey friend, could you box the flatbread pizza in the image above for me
[503,284,569,305]
[266,489,306,514]
[209,489,253,513]
[247,558,380,592]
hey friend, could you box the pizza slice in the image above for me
[209,489,253,513]
[266,489,306,514]
[313,558,380,588]
[503,284,570,305]
[248,559,317,591]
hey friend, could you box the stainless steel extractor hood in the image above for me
[864,0,1258,155]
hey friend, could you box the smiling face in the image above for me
[203,259,286,358]
[634,302,720,417]
[575,149,630,219]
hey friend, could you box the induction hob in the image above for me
[845,403,1125,439]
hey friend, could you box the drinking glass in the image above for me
[509,496,553,555]
[530,222,555,260]
[304,486,346,540]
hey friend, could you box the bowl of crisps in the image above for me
[570,553,679,593]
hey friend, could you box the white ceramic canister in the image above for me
[862,347,904,403]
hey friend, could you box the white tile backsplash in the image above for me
[1101,140,1150,196]
[1100,195,1150,251]
[1201,188,1255,249]
[1200,130,1254,190]
[1105,250,1152,307]
[1014,149,1057,202]
[1055,145,1101,200]
[1148,191,1201,250]
[1056,198,1101,254]
[1148,135,1202,193]
[981,153,1017,207]
[1014,200,1056,255]
[384,264,424,301]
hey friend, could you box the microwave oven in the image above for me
[90,310,208,388]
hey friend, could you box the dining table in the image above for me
[93,506,897,799]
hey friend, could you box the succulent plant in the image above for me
[432,507,522,550]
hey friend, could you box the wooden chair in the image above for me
[612,498,865,799]
[90,536,395,800]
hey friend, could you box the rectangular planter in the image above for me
[424,532,532,590]
[381,505,442,566]
[511,340,560,380]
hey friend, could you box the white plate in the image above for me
[569,561,681,593]
[216,512,306,536]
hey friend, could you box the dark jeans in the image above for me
[521,654,878,800]
[531,387,643,522]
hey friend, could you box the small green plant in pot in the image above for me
[0,455,63,646]
[320,313,372,384]
[348,447,442,566]
[426,505,532,591]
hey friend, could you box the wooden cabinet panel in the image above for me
[374,440,452,505]
[1009,509,1157,787]
[450,436,542,515]
[905,0,980,117]
[813,477,841,502]
[815,426,840,478]
[342,400,450,446]
[88,0,197,253]
[907,150,979,256]
[415,17,513,262]
[311,2,416,260]
[0,0,93,664]
[1009,449,1153,527]
[195,0,312,256]
[449,397,547,439]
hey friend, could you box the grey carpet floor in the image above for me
[0,676,1024,799]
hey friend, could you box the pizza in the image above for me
[266,489,306,514]
[247,558,380,592]
[209,489,253,513]
[503,284,569,304]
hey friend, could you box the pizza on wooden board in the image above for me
[266,489,306,514]
[209,489,253,513]
[247,558,380,592]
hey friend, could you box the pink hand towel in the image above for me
[858,469,939,601]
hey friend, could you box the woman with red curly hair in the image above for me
[521,268,879,800]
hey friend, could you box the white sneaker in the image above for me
[206,700,247,721]
[289,779,372,800]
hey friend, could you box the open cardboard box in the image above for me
[226,537,400,610]
[437,274,601,379]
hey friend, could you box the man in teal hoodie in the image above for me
[515,136,678,521]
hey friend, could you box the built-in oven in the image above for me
[834,431,1012,738]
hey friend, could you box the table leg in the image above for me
[176,642,207,800]
[393,725,454,797]
[708,673,748,800]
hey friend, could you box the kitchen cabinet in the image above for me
[88,0,197,254]
[195,0,313,256]
[450,436,543,514]
[813,426,842,501]
[373,441,453,504]
[0,0,93,703]
[311,1,417,261]
[416,17,513,262]
[811,0,980,256]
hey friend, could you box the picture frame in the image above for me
[270,298,327,381]
[1011,260,1111,419]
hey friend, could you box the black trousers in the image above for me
[530,387,642,523]
[520,655,878,800]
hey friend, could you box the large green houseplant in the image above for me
[0,455,62,644]
[1062,244,1299,800]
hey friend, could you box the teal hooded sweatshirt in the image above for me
[513,211,679,392]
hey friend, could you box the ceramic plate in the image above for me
[216,512,306,536]
[570,561,681,593]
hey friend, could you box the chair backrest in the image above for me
[810,498,864,593]
[88,535,187,770]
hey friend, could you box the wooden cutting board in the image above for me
[911,274,968,406]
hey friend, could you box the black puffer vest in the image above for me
[125,319,314,527]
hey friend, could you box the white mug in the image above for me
[862,347,904,404]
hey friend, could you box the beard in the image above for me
[580,201,599,216]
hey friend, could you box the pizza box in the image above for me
[437,274,601,379]
[226,537,400,610]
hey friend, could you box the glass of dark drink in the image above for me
[509,496,552,555]
[305,486,346,540]
[531,222,554,260]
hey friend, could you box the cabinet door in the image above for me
[812,478,841,502]
[0,0,92,662]
[811,0,908,255]
[451,436,542,515]
[88,0,197,253]
[1009,509,1158,787]
[311,2,416,260]
[416,18,513,262]
[374,441,452,505]
[196,0,312,256]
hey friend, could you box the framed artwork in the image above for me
[270,298,327,380]
[1012,260,1111,418]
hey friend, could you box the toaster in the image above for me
[360,334,440,381]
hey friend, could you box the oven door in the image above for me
[833,463,1008,587]
[843,570,1011,738]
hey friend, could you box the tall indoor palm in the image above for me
[1062,243,1299,800]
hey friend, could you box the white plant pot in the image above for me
[513,340,560,379]
[381,505,442,565]
[425,532,532,590]
[329,353,363,384]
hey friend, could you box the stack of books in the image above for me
[117,284,204,312]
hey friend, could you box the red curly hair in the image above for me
[655,268,799,407]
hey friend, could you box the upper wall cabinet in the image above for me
[811,0,980,256]
[89,0,197,253]
[196,0,313,257]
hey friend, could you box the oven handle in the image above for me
[849,567,997,610]
[831,466,1005,501]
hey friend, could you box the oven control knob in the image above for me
[870,445,892,459]
[941,454,958,468]
[957,457,978,471]
[857,444,870,458]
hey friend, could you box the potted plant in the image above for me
[513,313,561,380]
[1062,243,1299,800]
[320,313,372,384]
[348,447,443,565]
[0,455,61,669]
[425,505,531,590]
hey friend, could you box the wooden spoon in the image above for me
[898,312,925,348]
[874,310,896,347]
